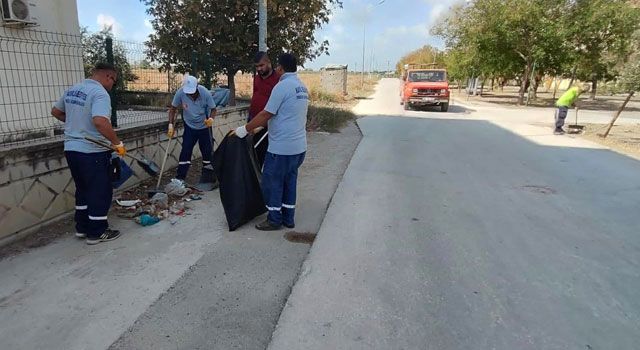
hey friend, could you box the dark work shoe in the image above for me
[284,223,295,229]
[255,220,282,231]
[554,128,565,135]
[86,228,121,245]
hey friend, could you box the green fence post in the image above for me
[105,37,117,128]
[191,50,198,75]
[203,54,213,89]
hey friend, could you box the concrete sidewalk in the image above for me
[0,123,361,350]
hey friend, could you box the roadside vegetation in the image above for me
[427,0,640,107]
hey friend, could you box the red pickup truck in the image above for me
[401,68,450,112]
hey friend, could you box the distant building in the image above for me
[320,64,348,95]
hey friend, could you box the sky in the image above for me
[76,0,462,71]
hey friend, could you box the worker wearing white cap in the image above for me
[168,74,217,180]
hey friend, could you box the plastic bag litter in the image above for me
[150,192,169,209]
[165,178,189,197]
[135,214,160,226]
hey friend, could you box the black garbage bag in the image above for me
[212,131,266,231]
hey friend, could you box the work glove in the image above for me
[113,142,126,156]
[205,118,214,128]
[167,123,175,138]
[234,125,248,139]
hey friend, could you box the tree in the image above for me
[141,0,342,105]
[81,27,137,92]
[432,0,569,104]
[602,34,640,138]
[139,59,153,69]
[568,0,640,100]
[395,45,444,74]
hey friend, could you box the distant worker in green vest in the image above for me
[554,84,589,135]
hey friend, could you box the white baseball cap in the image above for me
[182,74,198,94]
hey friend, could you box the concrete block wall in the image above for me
[0,106,247,245]
[320,66,348,95]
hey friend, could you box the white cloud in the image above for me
[96,14,122,35]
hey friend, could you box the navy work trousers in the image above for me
[177,124,213,180]
[261,151,306,226]
[65,151,112,238]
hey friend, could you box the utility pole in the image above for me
[361,23,366,87]
[258,0,268,51]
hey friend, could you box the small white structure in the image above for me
[0,0,83,144]
[320,64,348,95]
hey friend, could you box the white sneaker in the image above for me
[75,232,86,238]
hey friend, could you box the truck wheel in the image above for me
[440,103,449,112]
[404,103,411,111]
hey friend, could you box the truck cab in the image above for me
[401,66,450,112]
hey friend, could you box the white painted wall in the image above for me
[0,0,83,144]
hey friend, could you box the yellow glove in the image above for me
[205,118,214,128]
[113,142,126,156]
[167,123,175,138]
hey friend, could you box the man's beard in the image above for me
[259,69,272,77]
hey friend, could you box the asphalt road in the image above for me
[268,79,640,349]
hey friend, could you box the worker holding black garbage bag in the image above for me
[234,53,308,231]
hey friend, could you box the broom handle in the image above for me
[254,131,268,149]
[84,137,146,164]
[156,136,174,188]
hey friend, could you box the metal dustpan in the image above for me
[567,107,584,134]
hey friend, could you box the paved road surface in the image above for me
[269,78,640,349]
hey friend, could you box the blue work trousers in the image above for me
[177,124,213,179]
[65,151,112,238]
[261,151,306,226]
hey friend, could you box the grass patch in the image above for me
[307,105,356,133]
[309,89,342,104]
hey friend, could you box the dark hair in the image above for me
[277,53,297,73]
[254,51,269,64]
[93,62,116,73]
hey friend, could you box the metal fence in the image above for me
[0,28,84,147]
[0,28,251,149]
